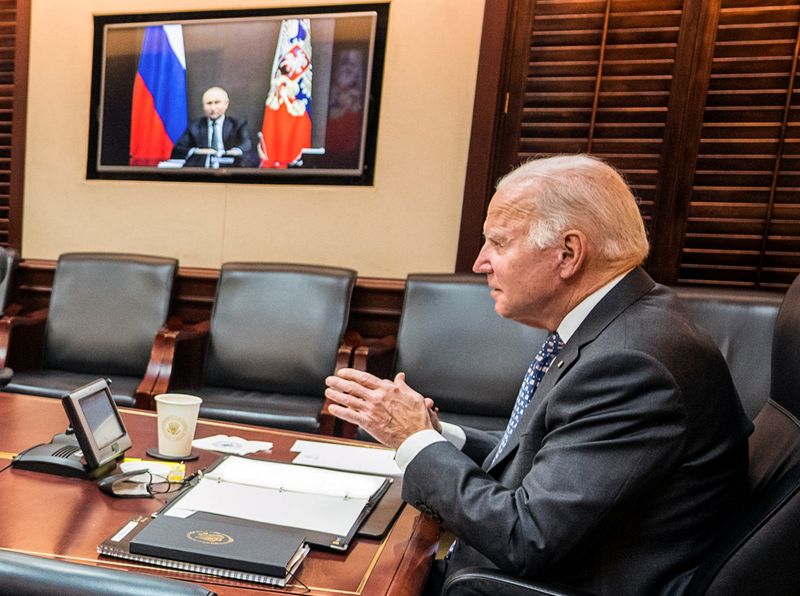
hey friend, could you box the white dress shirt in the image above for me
[208,115,226,151]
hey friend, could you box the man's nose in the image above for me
[473,249,491,274]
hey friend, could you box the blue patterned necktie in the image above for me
[491,331,565,466]
[447,332,566,560]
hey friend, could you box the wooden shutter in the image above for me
[0,0,27,250]
[680,1,800,288]
[507,0,684,230]
[0,2,16,245]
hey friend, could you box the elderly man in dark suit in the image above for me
[325,154,752,595]
[170,86,256,168]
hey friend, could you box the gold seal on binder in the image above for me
[187,530,234,545]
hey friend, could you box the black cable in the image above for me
[285,566,310,593]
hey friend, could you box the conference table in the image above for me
[0,392,440,595]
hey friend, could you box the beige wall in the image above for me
[22,0,484,278]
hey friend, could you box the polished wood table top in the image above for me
[0,393,439,595]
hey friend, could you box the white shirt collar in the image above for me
[556,269,631,344]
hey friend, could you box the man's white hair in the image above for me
[497,154,649,268]
[202,86,229,101]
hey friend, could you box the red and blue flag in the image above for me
[259,19,312,168]
[129,25,188,166]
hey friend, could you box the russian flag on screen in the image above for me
[259,19,312,168]
[129,25,188,166]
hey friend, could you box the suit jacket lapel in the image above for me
[485,267,656,472]
[195,119,210,147]
[222,118,233,147]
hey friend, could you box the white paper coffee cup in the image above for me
[155,393,202,458]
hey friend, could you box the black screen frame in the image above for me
[61,378,133,470]
[87,4,389,186]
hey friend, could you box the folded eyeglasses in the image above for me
[97,469,190,498]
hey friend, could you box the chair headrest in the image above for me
[771,273,800,421]
[0,247,7,286]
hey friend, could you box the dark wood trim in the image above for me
[349,276,405,339]
[455,0,516,272]
[170,266,219,324]
[647,0,721,284]
[8,0,30,252]
[492,0,535,181]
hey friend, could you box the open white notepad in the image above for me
[165,456,391,548]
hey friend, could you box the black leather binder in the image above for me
[129,512,307,578]
[170,455,392,551]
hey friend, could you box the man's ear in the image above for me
[558,230,587,279]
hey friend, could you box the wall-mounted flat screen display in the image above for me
[88,4,388,185]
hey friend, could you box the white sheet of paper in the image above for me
[167,476,368,537]
[290,440,403,477]
[205,456,387,499]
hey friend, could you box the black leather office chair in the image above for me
[0,549,215,595]
[162,262,356,433]
[0,253,178,407]
[0,247,19,388]
[442,275,800,596]
[0,247,19,313]
[676,287,782,419]
[354,273,547,435]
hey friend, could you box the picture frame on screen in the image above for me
[87,4,389,185]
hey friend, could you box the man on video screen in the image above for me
[171,86,257,168]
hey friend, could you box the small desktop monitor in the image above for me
[62,378,133,471]
[12,378,132,479]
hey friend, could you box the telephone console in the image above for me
[12,379,132,479]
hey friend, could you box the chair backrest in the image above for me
[0,548,215,595]
[42,253,178,376]
[203,262,356,395]
[747,271,800,492]
[394,274,548,429]
[686,274,800,596]
[675,286,782,419]
[0,248,19,312]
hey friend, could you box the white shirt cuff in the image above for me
[440,421,466,450]
[394,423,466,472]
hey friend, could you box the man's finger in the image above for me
[327,403,365,427]
[325,387,367,409]
[333,367,384,389]
[325,375,375,400]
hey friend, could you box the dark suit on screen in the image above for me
[170,116,257,167]
[403,267,752,595]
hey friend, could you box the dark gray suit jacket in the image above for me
[170,116,257,167]
[403,268,752,595]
